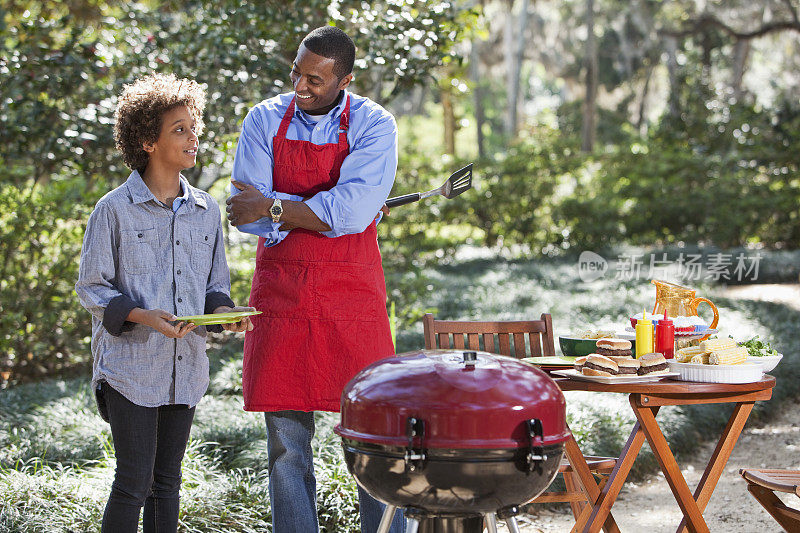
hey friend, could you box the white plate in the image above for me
[552,369,679,384]
[667,361,763,383]
[746,354,782,373]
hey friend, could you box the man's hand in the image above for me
[377,204,389,220]
[226,181,270,226]
[130,308,196,338]
[213,305,256,332]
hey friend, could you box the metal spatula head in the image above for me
[442,163,473,199]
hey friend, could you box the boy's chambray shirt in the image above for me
[75,171,234,408]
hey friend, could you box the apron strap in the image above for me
[276,97,296,140]
[276,93,350,147]
[338,94,350,149]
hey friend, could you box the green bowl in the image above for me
[558,337,600,357]
[558,336,636,357]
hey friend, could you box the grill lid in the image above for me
[335,349,570,449]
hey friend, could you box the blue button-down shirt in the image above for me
[75,171,234,408]
[231,90,398,246]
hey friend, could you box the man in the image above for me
[226,26,404,533]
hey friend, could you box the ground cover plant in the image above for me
[1,247,798,531]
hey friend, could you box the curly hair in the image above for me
[113,73,206,173]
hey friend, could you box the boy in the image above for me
[75,73,252,533]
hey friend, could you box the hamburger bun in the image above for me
[595,338,633,357]
[581,354,619,377]
[609,356,641,375]
[596,338,632,350]
[638,352,669,375]
[574,356,588,372]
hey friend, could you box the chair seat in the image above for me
[740,468,800,496]
[560,455,617,473]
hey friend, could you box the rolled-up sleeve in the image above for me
[231,108,303,245]
[75,203,138,336]
[304,112,398,238]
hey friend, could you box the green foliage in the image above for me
[0,180,101,380]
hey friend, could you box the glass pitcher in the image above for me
[651,280,719,340]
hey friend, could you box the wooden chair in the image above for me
[422,312,618,521]
[740,468,800,531]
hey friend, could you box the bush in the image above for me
[0,180,101,383]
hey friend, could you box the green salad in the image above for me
[738,335,781,357]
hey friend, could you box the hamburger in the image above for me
[581,354,619,377]
[638,352,669,375]
[595,338,633,358]
[609,356,640,375]
[574,355,588,373]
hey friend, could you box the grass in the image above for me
[1,245,799,531]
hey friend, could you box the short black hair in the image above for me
[301,26,355,80]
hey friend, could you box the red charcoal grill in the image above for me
[335,349,570,533]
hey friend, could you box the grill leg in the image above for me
[405,517,420,533]
[484,512,499,533]
[377,505,399,533]
[504,516,522,533]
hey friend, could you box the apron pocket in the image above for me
[314,262,385,321]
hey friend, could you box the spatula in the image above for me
[385,163,473,208]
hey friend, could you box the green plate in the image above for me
[175,310,262,325]
[521,356,578,367]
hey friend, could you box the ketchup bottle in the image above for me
[655,309,675,359]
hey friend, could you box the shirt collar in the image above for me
[294,89,348,123]
[126,170,207,210]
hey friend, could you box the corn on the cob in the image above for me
[708,346,748,365]
[676,346,706,362]
[700,337,737,353]
[690,353,710,364]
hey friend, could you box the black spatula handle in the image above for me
[386,193,421,208]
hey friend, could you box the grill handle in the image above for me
[526,418,548,473]
[404,417,427,471]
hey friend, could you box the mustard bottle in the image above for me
[635,308,654,358]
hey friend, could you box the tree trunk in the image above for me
[442,86,456,156]
[731,39,750,101]
[636,64,653,134]
[664,35,680,118]
[580,0,597,152]
[470,40,486,159]
[504,0,529,138]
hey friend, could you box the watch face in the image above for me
[271,204,280,216]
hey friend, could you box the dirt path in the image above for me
[510,284,800,532]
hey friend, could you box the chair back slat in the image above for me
[437,332,449,349]
[497,333,512,355]
[422,313,557,360]
[512,332,526,357]
[467,333,480,350]
[529,332,542,357]
[483,333,495,353]
[453,333,465,349]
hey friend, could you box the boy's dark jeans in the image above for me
[99,382,195,533]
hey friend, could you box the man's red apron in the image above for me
[242,95,395,412]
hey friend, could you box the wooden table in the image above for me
[554,375,776,533]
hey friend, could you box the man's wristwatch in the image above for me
[269,198,283,223]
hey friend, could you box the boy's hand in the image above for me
[130,308,196,338]
[213,305,256,332]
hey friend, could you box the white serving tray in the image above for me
[552,369,679,384]
[667,361,763,384]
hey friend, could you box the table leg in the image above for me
[633,398,709,533]
[569,415,650,533]
[675,402,754,533]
